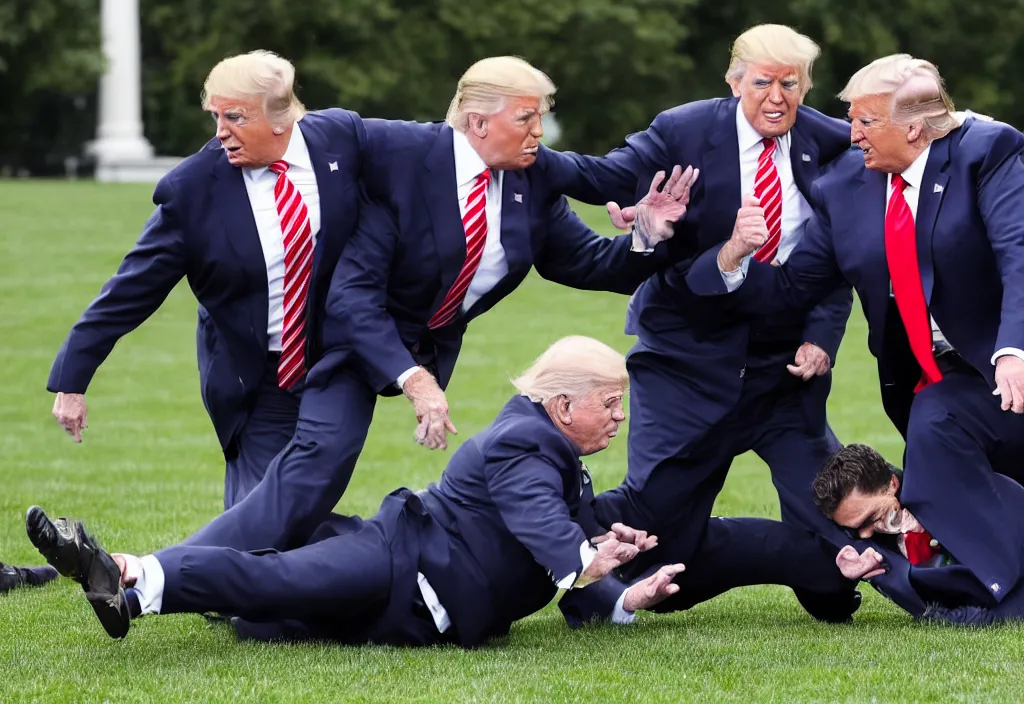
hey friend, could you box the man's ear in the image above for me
[469,114,488,138]
[889,473,900,494]
[907,122,923,144]
[727,77,742,99]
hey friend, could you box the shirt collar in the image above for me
[453,128,490,188]
[894,144,932,191]
[735,103,791,154]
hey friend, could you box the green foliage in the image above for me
[0,0,103,171]
[4,0,1024,169]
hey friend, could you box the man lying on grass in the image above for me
[816,443,1024,624]
[24,337,864,645]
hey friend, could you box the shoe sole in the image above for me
[87,588,131,639]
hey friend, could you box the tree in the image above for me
[0,0,103,173]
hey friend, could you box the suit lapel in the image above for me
[211,155,268,346]
[497,169,532,276]
[915,137,951,307]
[420,127,467,305]
[701,105,742,243]
[788,119,819,199]
[299,118,345,293]
[852,168,892,328]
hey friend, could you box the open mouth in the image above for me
[764,111,784,120]
[523,147,538,155]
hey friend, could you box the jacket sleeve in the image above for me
[976,126,1024,353]
[799,284,854,365]
[538,110,678,207]
[47,176,188,393]
[533,196,667,295]
[485,436,591,587]
[320,191,417,393]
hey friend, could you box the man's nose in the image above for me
[215,119,230,139]
[530,116,543,138]
[768,84,784,103]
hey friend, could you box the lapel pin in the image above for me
[328,161,338,172]
[933,183,943,193]
[801,153,811,162]
[514,193,523,203]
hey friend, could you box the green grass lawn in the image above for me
[0,181,1020,702]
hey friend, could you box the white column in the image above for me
[92,0,163,179]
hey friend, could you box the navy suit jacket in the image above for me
[312,120,669,394]
[365,395,604,647]
[547,97,854,432]
[687,117,1024,438]
[686,117,1024,612]
[47,110,366,453]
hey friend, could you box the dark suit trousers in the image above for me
[598,350,846,567]
[223,353,302,509]
[156,516,391,623]
[184,365,378,551]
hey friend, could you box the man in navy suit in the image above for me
[548,25,859,619]
[687,54,1024,615]
[814,444,1024,625]
[178,57,695,553]
[46,51,366,508]
[25,337,671,643]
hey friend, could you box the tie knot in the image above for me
[892,173,907,192]
[269,160,289,175]
[761,137,777,155]
[476,169,492,187]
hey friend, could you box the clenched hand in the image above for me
[718,193,768,272]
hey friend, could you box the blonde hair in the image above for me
[839,54,957,137]
[725,24,821,95]
[511,336,627,404]
[446,56,556,132]
[201,50,306,127]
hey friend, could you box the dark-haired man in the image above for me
[813,443,1024,624]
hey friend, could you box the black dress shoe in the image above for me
[25,506,131,639]
[794,587,862,624]
[0,562,59,594]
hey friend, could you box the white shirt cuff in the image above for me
[721,267,745,292]
[138,553,166,615]
[991,348,1024,365]
[611,588,636,624]
[630,229,655,254]
[719,253,750,292]
[396,366,421,390]
[555,540,598,589]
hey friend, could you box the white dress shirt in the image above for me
[396,130,509,388]
[734,105,812,274]
[242,123,321,352]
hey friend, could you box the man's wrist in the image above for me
[717,245,742,273]
[631,224,655,254]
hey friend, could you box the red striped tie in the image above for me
[428,169,491,329]
[269,160,313,390]
[753,138,783,263]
